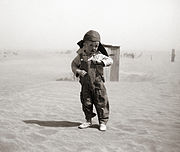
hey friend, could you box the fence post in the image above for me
[110,46,120,81]
[171,49,175,62]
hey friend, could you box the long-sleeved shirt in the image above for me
[71,49,113,76]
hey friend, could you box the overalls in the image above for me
[79,53,109,124]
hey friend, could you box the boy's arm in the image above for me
[89,54,113,67]
[71,55,87,77]
[101,55,113,67]
[71,55,80,76]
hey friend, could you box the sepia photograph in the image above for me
[0,0,180,151]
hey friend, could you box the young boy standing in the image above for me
[71,30,113,131]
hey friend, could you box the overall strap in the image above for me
[79,53,92,88]
[79,53,88,72]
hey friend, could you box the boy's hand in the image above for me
[76,69,87,77]
[91,59,104,66]
[88,57,104,66]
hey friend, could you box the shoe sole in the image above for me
[78,125,92,129]
[99,129,106,131]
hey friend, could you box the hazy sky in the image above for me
[0,0,180,51]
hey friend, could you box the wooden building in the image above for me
[103,44,120,81]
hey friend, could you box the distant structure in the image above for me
[103,44,120,81]
[171,49,175,62]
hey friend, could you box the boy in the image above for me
[71,30,113,131]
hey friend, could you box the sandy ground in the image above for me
[0,50,180,152]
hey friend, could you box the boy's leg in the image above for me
[79,85,97,129]
[80,85,96,122]
[94,82,110,126]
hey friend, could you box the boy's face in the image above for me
[84,41,99,56]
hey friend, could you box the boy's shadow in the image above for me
[23,120,81,127]
[23,120,100,130]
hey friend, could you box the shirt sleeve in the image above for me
[101,54,113,67]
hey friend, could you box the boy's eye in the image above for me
[89,45,98,47]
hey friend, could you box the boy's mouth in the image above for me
[91,49,97,53]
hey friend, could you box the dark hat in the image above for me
[83,30,101,42]
[77,30,108,56]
